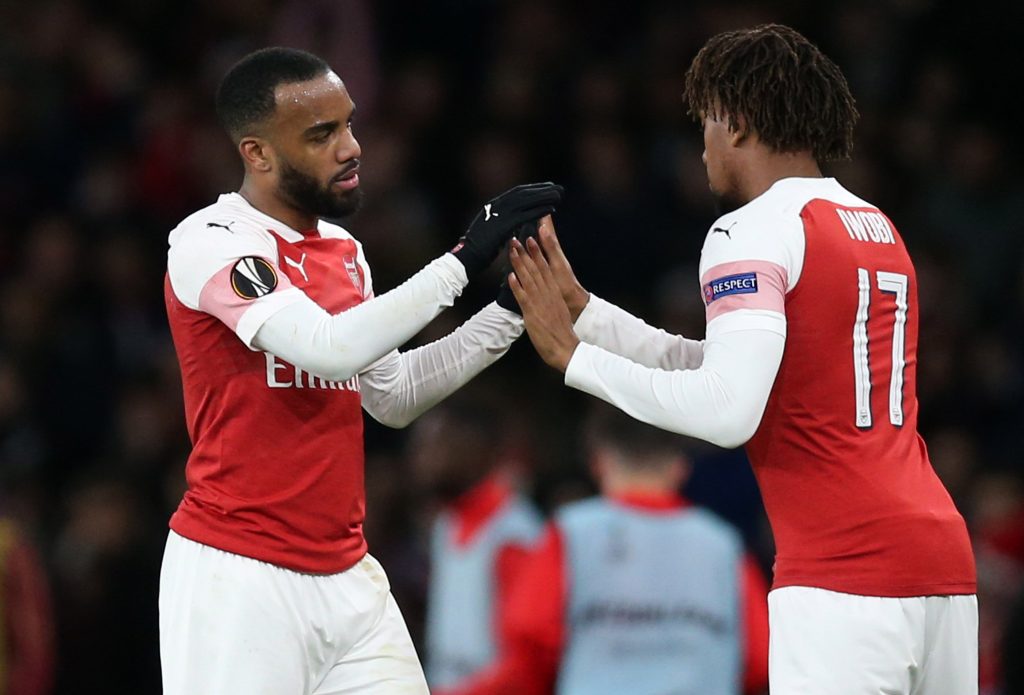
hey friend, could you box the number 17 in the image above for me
[853,268,908,429]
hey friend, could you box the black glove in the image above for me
[451,182,564,277]
[496,219,544,314]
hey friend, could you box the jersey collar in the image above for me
[609,490,688,513]
[220,192,318,243]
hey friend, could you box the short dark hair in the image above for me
[583,404,684,466]
[215,47,331,143]
[683,24,858,162]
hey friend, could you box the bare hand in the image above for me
[536,218,590,321]
[509,236,580,373]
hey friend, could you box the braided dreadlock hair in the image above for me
[684,24,858,162]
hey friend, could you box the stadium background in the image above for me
[1,0,1022,692]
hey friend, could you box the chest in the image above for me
[272,233,366,313]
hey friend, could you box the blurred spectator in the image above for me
[410,399,543,693]
[445,405,769,695]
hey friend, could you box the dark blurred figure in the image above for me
[1005,589,1024,695]
[410,398,542,694]
[50,477,161,694]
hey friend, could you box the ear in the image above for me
[728,113,750,147]
[238,136,273,173]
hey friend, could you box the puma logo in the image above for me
[284,253,309,282]
[712,222,737,238]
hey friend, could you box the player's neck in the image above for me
[598,471,682,497]
[238,179,318,232]
[740,151,822,204]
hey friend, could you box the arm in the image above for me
[359,303,523,428]
[574,294,704,371]
[510,235,784,448]
[169,220,469,381]
[533,222,704,371]
[532,224,708,372]
[511,210,798,449]
[564,318,784,448]
[439,525,566,695]
[739,554,770,695]
[251,254,469,382]
[170,183,562,382]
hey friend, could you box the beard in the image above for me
[278,159,364,220]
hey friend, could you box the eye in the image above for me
[311,130,331,144]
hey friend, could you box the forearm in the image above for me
[564,319,784,448]
[360,303,523,427]
[574,294,704,370]
[252,254,467,381]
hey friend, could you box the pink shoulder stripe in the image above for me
[198,258,295,331]
[701,260,788,323]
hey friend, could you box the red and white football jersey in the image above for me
[698,177,975,597]
[165,193,373,573]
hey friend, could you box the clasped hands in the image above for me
[507,217,590,373]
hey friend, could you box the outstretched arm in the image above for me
[252,255,469,382]
[199,182,561,382]
[537,222,705,371]
[510,236,784,448]
[359,303,523,428]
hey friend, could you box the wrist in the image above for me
[567,288,591,323]
[450,243,489,278]
[556,336,581,373]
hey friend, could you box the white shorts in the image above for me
[159,531,429,695]
[768,586,978,695]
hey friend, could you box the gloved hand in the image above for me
[496,219,544,314]
[451,182,564,277]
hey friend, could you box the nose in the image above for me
[701,150,707,165]
[337,128,361,163]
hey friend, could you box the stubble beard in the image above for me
[278,160,364,221]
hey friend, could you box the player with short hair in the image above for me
[508,24,977,695]
[160,46,561,694]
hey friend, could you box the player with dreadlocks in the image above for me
[507,24,977,695]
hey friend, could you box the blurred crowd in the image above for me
[0,0,1022,693]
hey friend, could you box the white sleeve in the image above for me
[573,294,704,370]
[562,205,804,449]
[359,303,524,428]
[250,254,469,381]
[564,316,785,449]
